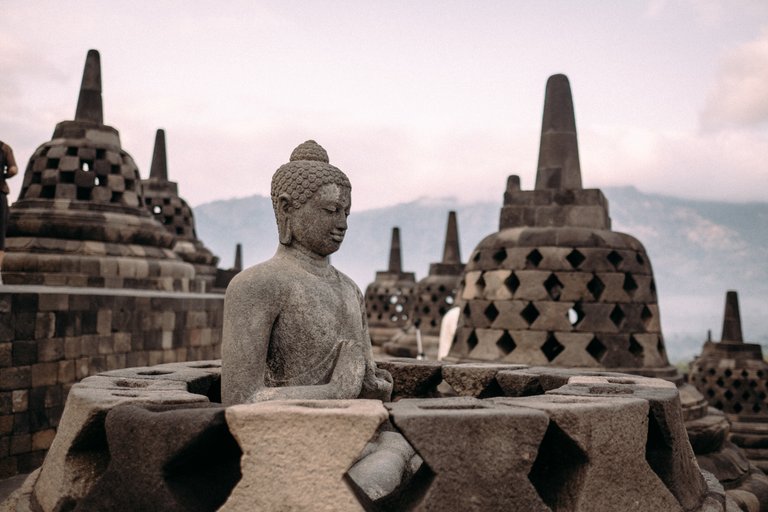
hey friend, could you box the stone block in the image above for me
[57,360,76,384]
[37,339,64,362]
[0,342,11,368]
[0,366,31,391]
[493,394,681,510]
[375,359,443,400]
[9,434,31,455]
[31,362,59,387]
[12,340,37,366]
[552,375,708,510]
[32,429,57,451]
[38,294,69,312]
[31,382,208,512]
[221,399,388,512]
[513,270,550,300]
[442,363,525,398]
[489,301,529,330]
[387,397,550,511]
[12,390,28,413]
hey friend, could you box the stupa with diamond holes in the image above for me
[446,74,673,376]
[690,291,768,472]
[141,129,218,289]
[365,227,417,346]
[3,50,196,290]
[383,211,464,358]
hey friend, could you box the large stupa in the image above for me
[3,50,197,291]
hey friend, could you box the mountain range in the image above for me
[194,186,768,363]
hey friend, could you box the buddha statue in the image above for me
[221,140,393,405]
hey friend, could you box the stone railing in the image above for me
[3,360,746,511]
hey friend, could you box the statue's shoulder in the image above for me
[226,258,287,296]
[333,267,364,297]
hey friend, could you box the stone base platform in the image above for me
[3,360,757,511]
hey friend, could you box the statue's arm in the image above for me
[221,273,365,404]
[357,288,393,401]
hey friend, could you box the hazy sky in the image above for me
[2,0,767,209]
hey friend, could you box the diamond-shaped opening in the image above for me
[484,302,499,323]
[750,380,758,388]
[543,273,564,301]
[716,377,725,387]
[606,250,623,269]
[492,248,507,265]
[656,337,665,358]
[628,335,643,358]
[754,404,762,413]
[650,279,657,295]
[466,330,478,351]
[505,273,520,294]
[586,336,607,362]
[587,275,605,301]
[475,274,487,295]
[734,403,743,414]
[472,251,481,263]
[641,305,653,327]
[462,304,471,318]
[529,422,588,509]
[733,379,741,388]
[609,305,625,327]
[566,249,586,269]
[725,369,732,377]
[541,333,565,362]
[520,302,540,326]
[645,412,676,496]
[740,390,751,401]
[496,331,516,355]
[623,273,638,295]
[526,249,543,268]
[724,390,734,400]
[346,427,434,511]
[636,253,645,266]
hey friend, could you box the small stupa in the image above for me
[364,227,416,346]
[690,291,768,472]
[141,129,218,289]
[383,211,464,358]
[4,50,196,290]
[446,74,672,376]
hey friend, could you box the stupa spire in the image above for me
[388,227,402,273]
[234,243,243,272]
[150,129,168,181]
[721,290,743,343]
[74,49,103,124]
[442,211,461,264]
[535,74,582,190]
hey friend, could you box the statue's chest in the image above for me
[278,278,363,341]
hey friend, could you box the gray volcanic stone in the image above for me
[492,394,682,511]
[74,404,240,512]
[442,363,526,398]
[553,375,708,511]
[31,382,208,512]
[221,141,391,405]
[221,399,388,512]
[387,397,550,511]
[375,359,443,399]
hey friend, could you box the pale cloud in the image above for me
[700,27,768,130]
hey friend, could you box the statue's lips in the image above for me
[330,232,345,243]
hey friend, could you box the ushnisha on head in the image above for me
[271,141,352,258]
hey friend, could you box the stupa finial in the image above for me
[234,243,243,271]
[74,49,103,124]
[721,290,744,343]
[442,211,461,265]
[388,227,402,273]
[149,129,168,181]
[535,74,582,190]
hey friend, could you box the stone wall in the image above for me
[0,285,224,478]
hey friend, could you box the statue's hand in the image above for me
[328,339,366,399]
[360,366,393,402]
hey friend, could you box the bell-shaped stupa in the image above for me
[141,129,218,288]
[364,227,416,346]
[447,74,671,376]
[690,291,768,471]
[3,50,195,290]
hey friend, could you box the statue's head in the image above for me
[271,141,352,257]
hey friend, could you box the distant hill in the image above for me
[194,186,768,363]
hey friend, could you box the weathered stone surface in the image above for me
[31,381,208,512]
[221,141,391,405]
[375,359,443,400]
[553,375,708,510]
[442,363,526,398]
[492,394,682,511]
[387,397,550,511]
[73,404,240,512]
[221,399,387,512]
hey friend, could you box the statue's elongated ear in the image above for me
[277,194,293,245]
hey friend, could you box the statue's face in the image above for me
[290,183,351,257]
